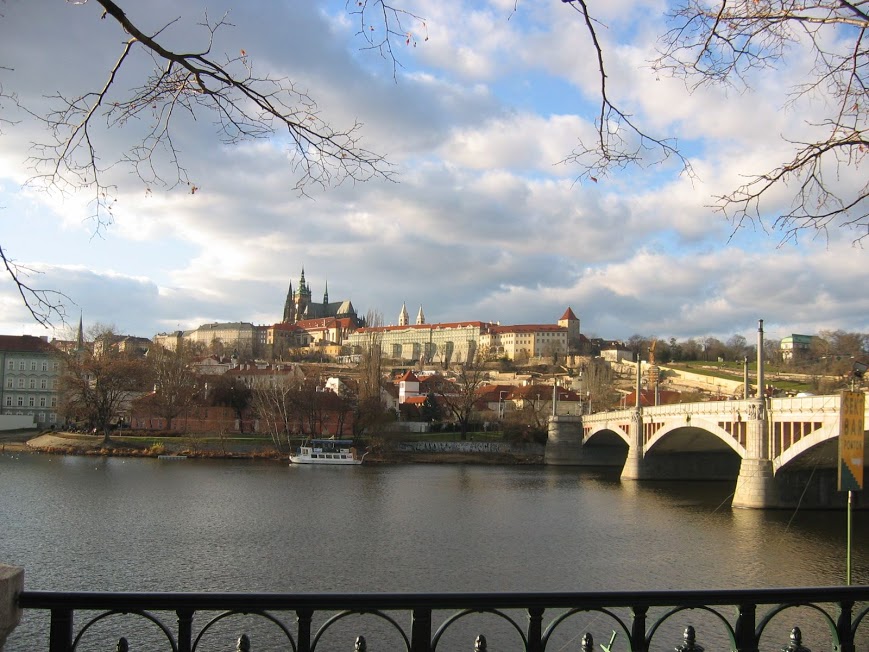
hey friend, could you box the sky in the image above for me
[0,0,867,345]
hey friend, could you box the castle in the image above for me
[281,267,358,325]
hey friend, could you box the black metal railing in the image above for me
[16,585,869,652]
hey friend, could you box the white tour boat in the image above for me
[289,439,367,465]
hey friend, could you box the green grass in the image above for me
[666,361,814,393]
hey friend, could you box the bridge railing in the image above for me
[12,585,869,652]
[581,400,755,426]
[584,394,869,425]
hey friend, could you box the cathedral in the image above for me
[281,268,359,325]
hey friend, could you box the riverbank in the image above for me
[0,431,543,465]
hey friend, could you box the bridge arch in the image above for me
[584,424,630,447]
[773,421,838,472]
[644,417,747,458]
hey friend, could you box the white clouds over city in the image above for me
[0,0,866,344]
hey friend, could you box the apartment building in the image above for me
[0,335,63,427]
[480,324,568,361]
[345,321,486,365]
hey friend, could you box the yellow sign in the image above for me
[839,391,865,491]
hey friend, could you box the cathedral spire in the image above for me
[399,302,409,326]
[323,279,329,305]
[282,280,294,323]
[416,305,426,325]
[75,313,84,352]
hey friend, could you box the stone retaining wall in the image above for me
[397,440,544,455]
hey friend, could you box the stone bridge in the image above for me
[545,394,868,509]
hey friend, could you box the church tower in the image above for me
[416,305,426,325]
[323,280,329,306]
[399,302,409,326]
[295,267,312,320]
[558,307,580,341]
[282,281,295,323]
[75,313,85,353]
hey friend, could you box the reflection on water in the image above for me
[1,453,867,650]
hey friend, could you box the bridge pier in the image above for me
[544,415,585,465]
[620,410,651,480]
[732,400,781,509]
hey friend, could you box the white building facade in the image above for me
[0,335,63,427]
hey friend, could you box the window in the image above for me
[16,397,23,406]
[4,396,10,407]
[41,361,47,371]
[29,379,35,389]
[51,397,57,408]
[40,379,47,389]
[17,379,24,388]
[4,379,10,389]
[37,412,45,422]
[6,360,12,370]
[18,361,25,371]
[28,397,35,407]
[53,362,59,372]
[39,397,46,407]
[30,361,37,371]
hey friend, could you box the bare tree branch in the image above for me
[4,0,403,327]
[0,244,71,328]
[346,0,428,79]
[651,0,869,241]
[557,1,696,185]
[26,0,397,235]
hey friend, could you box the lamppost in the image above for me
[577,369,584,414]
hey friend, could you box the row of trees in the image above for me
[619,330,868,370]
[60,322,397,448]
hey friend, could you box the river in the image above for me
[1,452,867,650]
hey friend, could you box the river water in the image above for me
[2,453,868,650]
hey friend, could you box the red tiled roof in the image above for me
[560,307,578,321]
[0,335,60,354]
[512,385,581,401]
[296,317,338,329]
[486,324,566,334]
[355,321,490,333]
[269,323,304,332]
[477,384,518,400]
[398,370,420,383]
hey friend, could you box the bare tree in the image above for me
[357,310,385,402]
[250,374,299,450]
[3,1,397,327]
[207,374,252,432]
[60,327,152,443]
[349,309,390,437]
[561,1,869,243]
[431,352,491,440]
[146,342,199,431]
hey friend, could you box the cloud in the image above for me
[1,0,867,348]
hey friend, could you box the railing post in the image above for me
[297,608,313,652]
[734,602,757,652]
[176,609,193,652]
[0,565,23,652]
[836,601,854,652]
[527,607,544,652]
[630,605,647,652]
[48,608,73,652]
[410,607,431,652]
